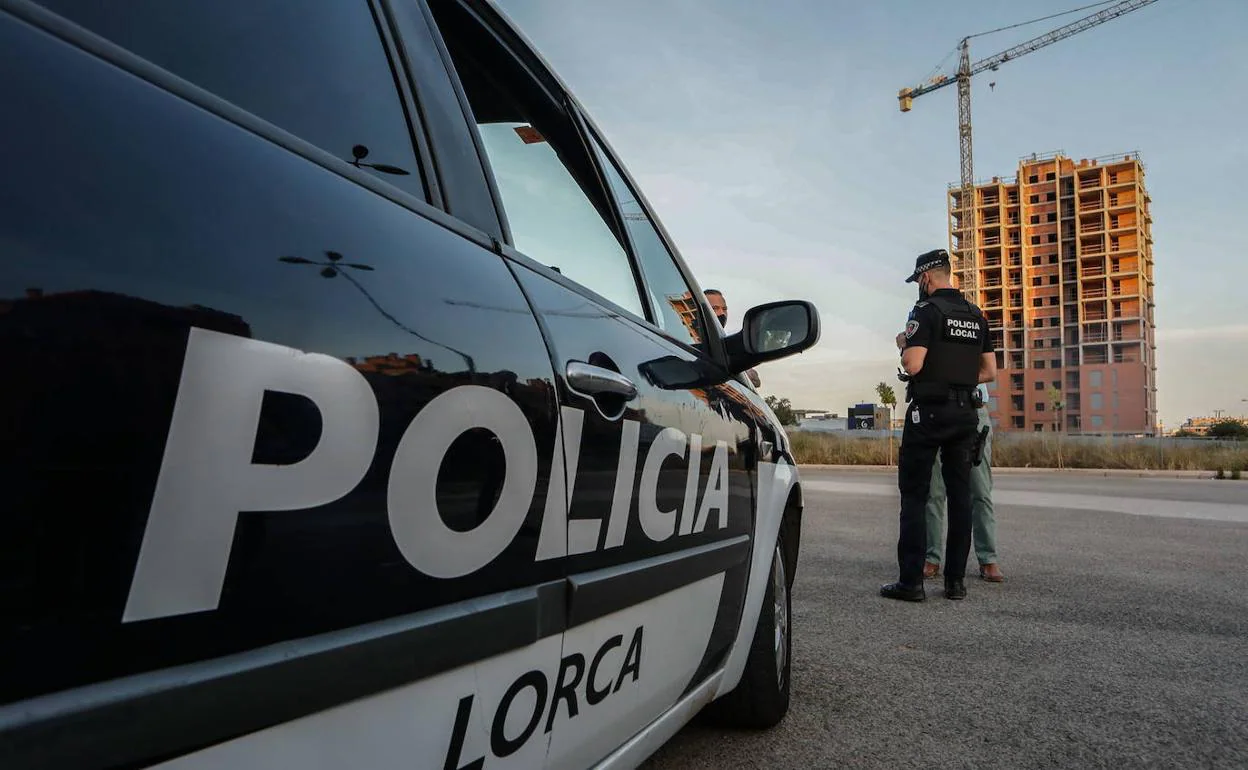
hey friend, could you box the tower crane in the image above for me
[898,0,1161,293]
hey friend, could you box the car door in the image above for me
[0,2,571,768]
[422,2,761,766]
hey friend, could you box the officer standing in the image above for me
[881,249,996,602]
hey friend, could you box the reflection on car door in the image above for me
[424,4,761,765]
[0,3,571,767]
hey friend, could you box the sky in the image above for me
[495,0,1248,427]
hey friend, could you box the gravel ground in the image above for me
[641,471,1248,769]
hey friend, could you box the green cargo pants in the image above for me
[925,405,997,567]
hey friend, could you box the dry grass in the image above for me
[790,431,1248,472]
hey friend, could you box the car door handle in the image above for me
[566,361,638,400]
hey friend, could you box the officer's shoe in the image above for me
[944,578,967,600]
[880,581,926,602]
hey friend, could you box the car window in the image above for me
[587,132,708,348]
[428,1,647,320]
[476,123,645,317]
[34,0,427,199]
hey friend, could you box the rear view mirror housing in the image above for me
[725,300,820,374]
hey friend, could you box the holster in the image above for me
[972,425,990,466]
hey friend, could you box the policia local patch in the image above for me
[943,316,983,344]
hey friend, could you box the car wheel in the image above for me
[707,523,793,728]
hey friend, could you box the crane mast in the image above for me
[899,0,1161,295]
[956,39,974,292]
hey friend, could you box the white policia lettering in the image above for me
[124,330,732,622]
[443,626,644,768]
[945,317,980,340]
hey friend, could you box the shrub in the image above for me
[790,431,1248,471]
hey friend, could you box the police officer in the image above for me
[881,249,996,602]
[705,289,761,388]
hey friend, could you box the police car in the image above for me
[0,1,820,767]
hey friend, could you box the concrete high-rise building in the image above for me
[947,151,1157,435]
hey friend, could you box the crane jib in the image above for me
[898,0,1161,104]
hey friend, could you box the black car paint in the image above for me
[0,0,807,766]
[507,262,760,678]
[0,0,572,702]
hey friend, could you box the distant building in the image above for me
[793,409,836,420]
[1175,415,1248,436]
[796,416,847,432]
[948,151,1157,435]
[846,403,890,430]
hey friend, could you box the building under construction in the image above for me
[948,151,1157,435]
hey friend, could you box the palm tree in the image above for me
[1047,385,1065,468]
[876,382,898,466]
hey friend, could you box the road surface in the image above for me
[642,469,1248,769]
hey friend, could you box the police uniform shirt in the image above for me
[902,289,991,386]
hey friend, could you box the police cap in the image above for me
[905,249,951,283]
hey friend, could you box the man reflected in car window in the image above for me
[704,289,761,389]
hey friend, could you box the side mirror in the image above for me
[726,300,820,374]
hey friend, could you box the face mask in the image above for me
[716,314,728,326]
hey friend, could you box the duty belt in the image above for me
[909,381,979,405]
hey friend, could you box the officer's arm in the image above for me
[900,304,936,375]
[901,346,926,376]
[978,352,997,383]
[977,315,997,383]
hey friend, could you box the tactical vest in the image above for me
[910,291,984,400]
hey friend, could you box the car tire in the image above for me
[707,522,792,729]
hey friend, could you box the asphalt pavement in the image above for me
[641,469,1248,770]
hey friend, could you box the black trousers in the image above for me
[896,395,979,585]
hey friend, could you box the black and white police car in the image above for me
[0,0,821,767]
